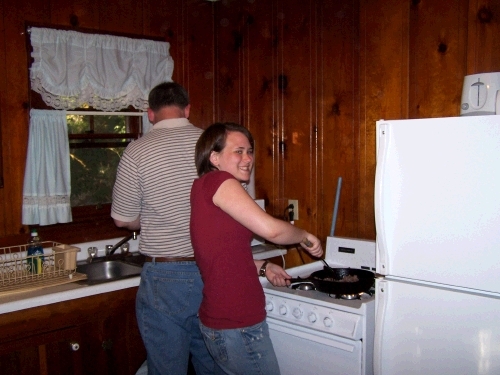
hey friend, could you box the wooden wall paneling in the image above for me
[229,1,283,218]
[2,0,52,236]
[305,0,320,241]
[142,0,191,97]
[243,0,278,212]
[352,0,376,240]
[277,0,319,265]
[408,0,468,118]
[97,0,144,34]
[466,0,479,74]
[359,0,410,119]
[142,0,177,38]
[466,0,500,74]
[278,0,315,226]
[358,0,410,240]
[49,0,100,28]
[0,110,3,191]
[270,0,288,217]
[212,0,245,124]
[232,0,262,130]
[224,2,282,209]
[319,0,358,240]
[0,0,6,236]
[141,0,180,63]
[238,1,253,142]
[176,1,216,128]
[165,0,187,83]
[143,0,216,127]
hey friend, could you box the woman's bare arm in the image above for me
[213,179,323,258]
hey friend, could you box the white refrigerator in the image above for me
[374,115,500,375]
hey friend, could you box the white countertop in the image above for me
[0,275,140,315]
[0,239,286,315]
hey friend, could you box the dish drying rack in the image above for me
[0,241,87,296]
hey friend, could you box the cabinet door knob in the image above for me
[69,342,80,351]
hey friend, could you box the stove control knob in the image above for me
[292,307,303,319]
[265,302,274,312]
[308,313,317,323]
[279,305,288,315]
[323,317,333,328]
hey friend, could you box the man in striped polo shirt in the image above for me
[111,82,215,375]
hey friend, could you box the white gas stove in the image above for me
[260,237,376,375]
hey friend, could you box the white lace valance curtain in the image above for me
[22,109,72,225]
[29,27,174,111]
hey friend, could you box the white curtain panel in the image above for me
[22,109,72,225]
[29,27,174,111]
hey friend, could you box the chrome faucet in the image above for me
[106,231,138,257]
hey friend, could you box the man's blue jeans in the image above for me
[136,260,215,375]
[199,320,281,375]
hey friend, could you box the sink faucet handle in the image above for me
[132,231,138,240]
[120,243,130,255]
[88,247,98,257]
[105,245,113,256]
[87,247,99,263]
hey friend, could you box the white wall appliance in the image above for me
[460,72,500,116]
[374,116,500,375]
[260,237,376,375]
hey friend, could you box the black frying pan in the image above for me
[290,267,375,295]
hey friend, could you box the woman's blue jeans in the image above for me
[199,320,281,375]
[136,260,215,375]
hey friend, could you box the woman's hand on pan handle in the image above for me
[265,262,292,287]
[300,234,323,258]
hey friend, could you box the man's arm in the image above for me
[114,217,140,231]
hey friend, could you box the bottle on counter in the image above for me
[27,229,45,274]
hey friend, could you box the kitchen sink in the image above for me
[76,254,144,285]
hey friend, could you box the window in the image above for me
[23,24,167,230]
[66,112,143,207]
[22,108,148,243]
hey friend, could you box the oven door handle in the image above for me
[267,320,356,353]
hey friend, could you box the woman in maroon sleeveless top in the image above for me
[190,122,323,375]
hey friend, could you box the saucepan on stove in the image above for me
[289,267,375,295]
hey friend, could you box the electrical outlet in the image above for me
[288,199,299,220]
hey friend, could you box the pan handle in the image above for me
[289,277,307,283]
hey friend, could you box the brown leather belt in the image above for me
[145,256,196,263]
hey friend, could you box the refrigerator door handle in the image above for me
[374,279,389,375]
[375,121,389,274]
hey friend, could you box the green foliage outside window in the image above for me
[67,114,129,207]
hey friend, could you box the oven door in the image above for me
[267,319,363,375]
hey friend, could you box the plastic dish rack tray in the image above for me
[0,241,87,296]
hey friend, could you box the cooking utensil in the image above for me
[302,238,313,247]
[290,267,374,295]
[321,259,336,275]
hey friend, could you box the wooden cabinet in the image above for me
[0,326,84,375]
[81,301,147,375]
[0,288,146,375]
